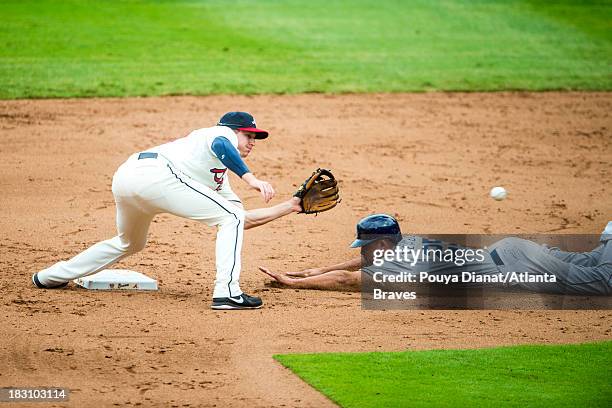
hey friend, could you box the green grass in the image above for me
[275,342,612,408]
[0,0,611,98]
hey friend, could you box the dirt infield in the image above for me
[1,93,610,407]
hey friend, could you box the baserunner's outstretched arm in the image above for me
[284,257,362,277]
[259,267,361,291]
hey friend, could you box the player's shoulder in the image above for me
[193,126,238,146]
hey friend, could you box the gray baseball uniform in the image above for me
[362,222,612,296]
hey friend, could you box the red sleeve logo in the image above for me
[210,168,227,191]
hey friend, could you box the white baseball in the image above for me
[490,186,507,201]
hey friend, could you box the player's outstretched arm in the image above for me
[285,256,362,277]
[241,197,302,230]
[259,267,361,291]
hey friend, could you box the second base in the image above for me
[73,269,158,291]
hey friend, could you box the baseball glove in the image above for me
[294,168,340,214]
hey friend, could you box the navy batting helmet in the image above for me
[350,214,402,248]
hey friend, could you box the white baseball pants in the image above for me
[37,153,245,298]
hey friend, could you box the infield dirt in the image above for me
[1,92,611,407]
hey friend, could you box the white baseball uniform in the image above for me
[37,125,248,298]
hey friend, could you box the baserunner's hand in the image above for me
[258,266,292,286]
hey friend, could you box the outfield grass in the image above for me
[275,342,612,408]
[0,0,611,98]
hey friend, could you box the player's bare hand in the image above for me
[242,173,275,203]
[252,180,275,202]
[257,180,275,203]
[258,266,292,286]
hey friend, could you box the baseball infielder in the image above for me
[34,112,304,310]
[260,215,612,296]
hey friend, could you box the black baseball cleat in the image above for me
[32,273,69,289]
[211,293,263,310]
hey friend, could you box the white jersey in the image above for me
[149,126,240,202]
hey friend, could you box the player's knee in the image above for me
[116,237,147,255]
[220,207,245,226]
[234,207,245,222]
[129,239,147,253]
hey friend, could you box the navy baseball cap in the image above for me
[217,112,269,139]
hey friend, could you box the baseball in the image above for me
[490,186,507,201]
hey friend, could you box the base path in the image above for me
[0,93,610,407]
